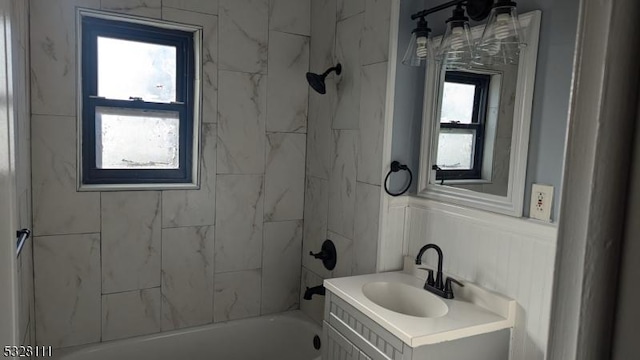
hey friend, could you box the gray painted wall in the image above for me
[389,0,426,194]
[391,0,579,219]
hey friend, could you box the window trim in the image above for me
[436,71,491,181]
[77,10,202,191]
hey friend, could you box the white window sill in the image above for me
[78,182,200,192]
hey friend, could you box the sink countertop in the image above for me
[323,257,516,347]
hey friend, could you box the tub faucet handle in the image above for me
[308,240,337,271]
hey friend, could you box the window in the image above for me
[435,71,490,181]
[81,15,197,187]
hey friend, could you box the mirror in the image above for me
[418,11,541,216]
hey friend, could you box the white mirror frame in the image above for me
[417,10,541,217]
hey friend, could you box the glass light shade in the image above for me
[473,5,525,65]
[436,21,474,70]
[402,31,434,67]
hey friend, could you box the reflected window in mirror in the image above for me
[436,71,490,181]
[418,11,541,217]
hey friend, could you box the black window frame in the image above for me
[436,71,490,181]
[81,16,195,185]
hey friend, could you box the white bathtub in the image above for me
[52,311,322,360]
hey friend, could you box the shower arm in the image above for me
[321,64,342,77]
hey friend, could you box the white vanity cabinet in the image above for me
[323,291,510,360]
[320,258,517,360]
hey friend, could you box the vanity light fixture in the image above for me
[402,16,433,66]
[403,0,524,67]
[474,0,526,65]
[436,5,474,70]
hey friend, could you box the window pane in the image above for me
[440,82,476,124]
[98,37,177,102]
[96,107,180,169]
[436,131,475,170]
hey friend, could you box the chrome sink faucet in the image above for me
[415,243,464,299]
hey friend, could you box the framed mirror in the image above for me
[418,10,541,216]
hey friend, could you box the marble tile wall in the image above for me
[261,220,303,314]
[101,191,162,294]
[31,0,309,349]
[161,226,214,330]
[301,0,392,323]
[34,234,102,347]
[102,288,162,341]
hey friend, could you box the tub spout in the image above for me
[303,285,326,300]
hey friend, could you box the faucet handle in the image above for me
[309,250,327,259]
[418,267,435,286]
[444,277,464,299]
[308,240,337,271]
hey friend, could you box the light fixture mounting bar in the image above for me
[411,0,465,20]
[411,0,493,22]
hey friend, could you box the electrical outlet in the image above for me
[530,184,554,222]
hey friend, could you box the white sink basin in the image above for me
[362,281,448,318]
[325,257,516,347]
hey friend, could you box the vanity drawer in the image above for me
[323,323,378,360]
[324,321,359,360]
[324,291,411,360]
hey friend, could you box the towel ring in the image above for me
[384,161,412,197]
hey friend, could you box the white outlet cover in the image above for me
[530,184,554,222]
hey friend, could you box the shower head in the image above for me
[306,73,327,94]
[306,63,342,95]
